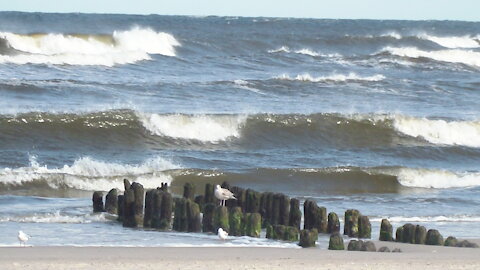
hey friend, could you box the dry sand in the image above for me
[1,240,479,269]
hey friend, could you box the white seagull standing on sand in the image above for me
[214,185,236,206]
[218,228,228,240]
[18,231,30,247]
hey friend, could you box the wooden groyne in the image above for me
[92,180,477,250]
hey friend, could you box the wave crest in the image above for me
[418,33,480,49]
[394,168,480,189]
[138,113,247,142]
[392,115,480,147]
[0,27,180,66]
[383,46,480,68]
[0,155,179,191]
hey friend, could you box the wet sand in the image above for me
[1,240,479,270]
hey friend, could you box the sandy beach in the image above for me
[1,240,479,270]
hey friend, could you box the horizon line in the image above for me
[1,10,478,23]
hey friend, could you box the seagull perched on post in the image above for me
[218,228,228,240]
[18,231,30,247]
[214,185,236,206]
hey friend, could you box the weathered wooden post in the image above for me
[289,198,301,230]
[131,182,144,226]
[173,198,188,232]
[92,191,105,213]
[194,195,205,212]
[327,212,340,234]
[402,223,416,243]
[358,215,371,238]
[214,206,229,232]
[344,209,360,237]
[183,182,195,200]
[143,189,155,228]
[395,226,404,242]
[229,207,244,236]
[279,194,290,226]
[187,200,201,232]
[245,213,261,237]
[151,190,163,228]
[245,189,260,213]
[123,187,136,227]
[299,229,318,248]
[204,183,215,204]
[117,194,124,222]
[159,191,172,230]
[328,232,345,250]
[426,229,444,245]
[379,219,393,241]
[303,199,327,233]
[202,203,216,233]
[105,188,119,214]
[415,225,427,244]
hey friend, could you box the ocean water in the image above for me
[0,12,479,247]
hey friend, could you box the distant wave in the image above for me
[0,155,179,191]
[274,73,385,82]
[370,215,480,223]
[348,32,480,49]
[382,46,480,68]
[1,110,480,148]
[268,46,340,57]
[0,27,180,66]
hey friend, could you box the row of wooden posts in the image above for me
[92,180,374,246]
[92,180,476,249]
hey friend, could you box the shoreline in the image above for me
[1,241,479,270]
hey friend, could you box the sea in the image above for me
[0,12,479,247]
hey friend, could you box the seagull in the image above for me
[214,185,236,206]
[218,228,228,240]
[18,231,30,247]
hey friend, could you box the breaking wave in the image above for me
[0,27,180,66]
[383,46,480,68]
[392,116,480,148]
[394,167,480,189]
[0,155,180,191]
[137,113,247,142]
[418,33,480,49]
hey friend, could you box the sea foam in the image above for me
[0,27,180,66]
[138,113,247,142]
[0,210,109,224]
[0,155,179,191]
